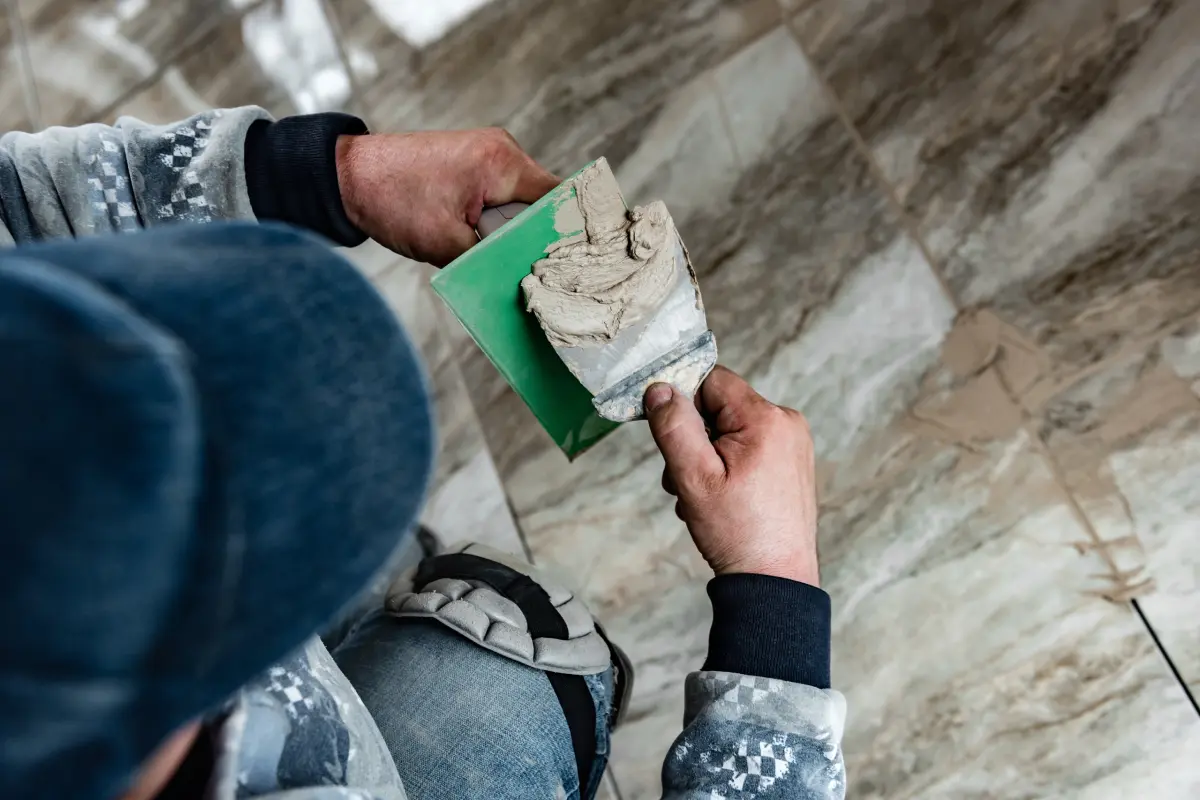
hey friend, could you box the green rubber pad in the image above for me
[431,164,619,459]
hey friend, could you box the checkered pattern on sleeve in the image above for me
[665,672,847,798]
[157,118,211,172]
[263,664,319,718]
[84,131,139,233]
[152,116,216,223]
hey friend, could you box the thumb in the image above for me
[644,384,724,492]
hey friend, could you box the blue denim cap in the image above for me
[0,223,434,798]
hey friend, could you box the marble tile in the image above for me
[607,583,711,797]
[787,0,1200,384]
[0,8,35,131]
[820,427,1200,799]
[594,769,622,800]
[11,0,234,125]
[20,0,354,126]
[98,18,294,125]
[329,0,782,172]
[1038,321,1200,695]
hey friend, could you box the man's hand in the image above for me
[335,128,559,267]
[644,366,819,586]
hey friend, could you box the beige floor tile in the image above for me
[0,11,35,131]
[329,0,781,172]
[787,0,1200,384]
[821,429,1200,798]
[20,0,355,126]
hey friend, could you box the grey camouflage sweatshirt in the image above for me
[0,107,846,799]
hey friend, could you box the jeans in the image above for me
[0,222,610,799]
[334,613,613,800]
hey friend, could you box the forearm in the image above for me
[0,108,369,246]
[0,109,266,241]
[661,575,846,799]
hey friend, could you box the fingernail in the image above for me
[645,383,673,411]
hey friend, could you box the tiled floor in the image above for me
[3,0,1198,797]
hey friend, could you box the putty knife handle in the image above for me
[476,202,530,239]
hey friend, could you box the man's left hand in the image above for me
[336,128,559,267]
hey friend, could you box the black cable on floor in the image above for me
[1132,598,1200,717]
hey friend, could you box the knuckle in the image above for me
[759,402,790,428]
[653,418,689,448]
[476,128,512,163]
[753,403,813,450]
[786,407,812,439]
[762,402,806,430]
[487,126,519,150]
[693,469,728,498]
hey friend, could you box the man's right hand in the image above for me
[335,128,559,267]
[644,366,820,587]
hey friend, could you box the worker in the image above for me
[0,108,845,799]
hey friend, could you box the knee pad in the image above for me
[385,542,610,674]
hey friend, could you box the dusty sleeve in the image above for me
[0,107,271,244]
[661,671,847,799]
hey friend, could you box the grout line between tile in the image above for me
[779,12,959,309]
[5,0,42,129]
[993,366,1129,589]
[566,18,783,173]
[505,492,535,563]
[705,69,743,170]
[419,289,533,563]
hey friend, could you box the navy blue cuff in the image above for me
[703,574,831,689]
[244,113,369,247]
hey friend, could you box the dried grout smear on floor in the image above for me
[521,158,681,348]
[910,310,1051,446]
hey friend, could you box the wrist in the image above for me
[717,555,819,587]
[243,113,368,246]
[335,134,365,231]
[704,574,831,687]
